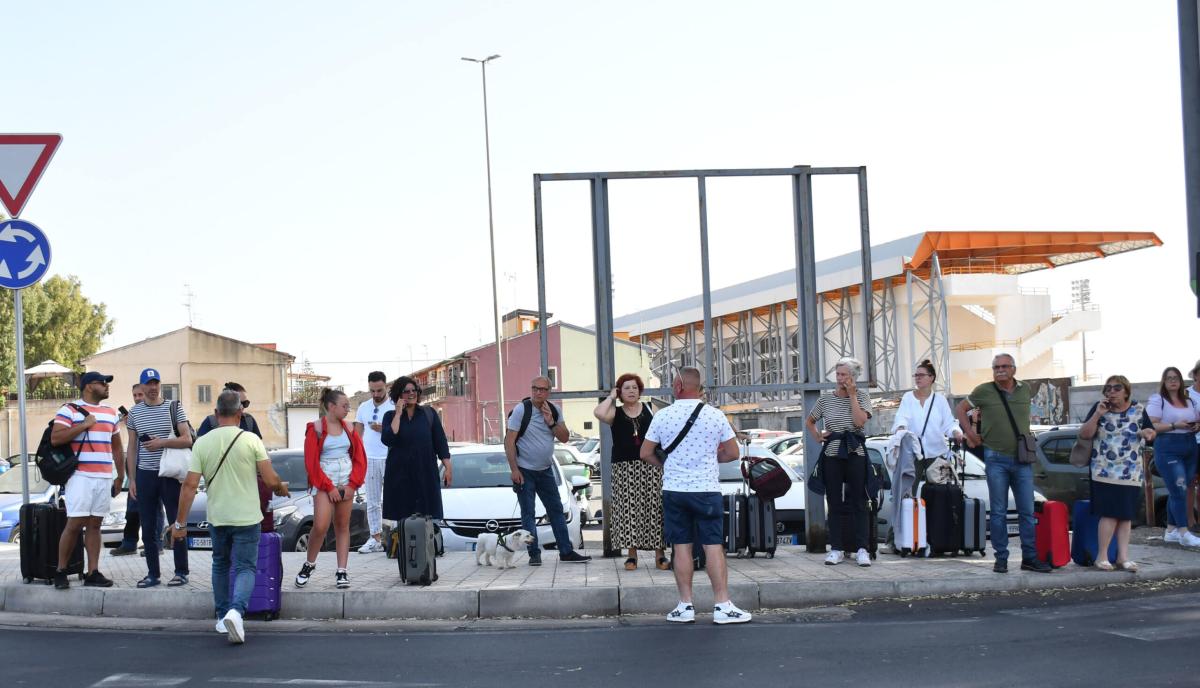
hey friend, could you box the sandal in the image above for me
[624,557,637,571]
[136,576,160,588]
[167,575,188,586]
[1116,560,1139,572]
[1095,560,1114,571]
[656,557,670,571]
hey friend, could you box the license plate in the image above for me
[1006,524,1019,535]
[189,537,212,548]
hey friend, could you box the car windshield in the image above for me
[450,452,523,488]
[269,452,309,491]
[579,438,598,453]
[554,450,577,466]
[0,462,50,493]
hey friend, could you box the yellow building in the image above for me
[83,327,294,448]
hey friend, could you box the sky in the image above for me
[3,1,1197,393]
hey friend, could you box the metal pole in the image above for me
[1178,0,1200,312]
[534,175,549,375]
[857,167,876,387]
[15,289,29,504]
[793,167,826,552]
[590,177,618,556]
[698,178,716,389]
[465,56,506,440]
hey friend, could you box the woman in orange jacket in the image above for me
[295,388,367,589]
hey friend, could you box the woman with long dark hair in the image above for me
[381,377,452,527]
[295,388,366,589]
[1147,367,1200,547]
[593,373,667,571]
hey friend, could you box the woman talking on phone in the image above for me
[295,388,367,589]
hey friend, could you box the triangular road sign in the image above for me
[0,134,62,218]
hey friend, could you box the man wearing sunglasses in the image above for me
[197,382,262,440]
[504,376,591,565]
[353,371,394,553]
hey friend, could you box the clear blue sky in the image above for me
[4,1,1195,390]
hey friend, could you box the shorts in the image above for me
[319,455,352,489]
[662,490,724,546]
[64,472,112,518]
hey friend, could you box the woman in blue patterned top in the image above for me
[1078,375,1156,571]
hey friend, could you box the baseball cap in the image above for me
[80,371,114,387]
[139,368,162,385]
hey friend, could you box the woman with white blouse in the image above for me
[891,360,963,481]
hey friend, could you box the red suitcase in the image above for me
[1034,500,1069,568]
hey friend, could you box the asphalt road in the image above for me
[6,581,1200,688]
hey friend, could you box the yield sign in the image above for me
[0,134,62,218]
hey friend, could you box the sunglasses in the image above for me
[401,388,419,396]
[1102,384,1124,393]
[241,400,251,409]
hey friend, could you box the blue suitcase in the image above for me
[1070,499,1118,567]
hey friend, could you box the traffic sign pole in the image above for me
[15,289,28,506]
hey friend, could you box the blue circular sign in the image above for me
[0,219,51,290]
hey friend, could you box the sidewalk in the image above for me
[4,536,1200,621]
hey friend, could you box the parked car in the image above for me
[740,428,789,441]
[760,432,805,456]
[178,449,371,552]
[0,461,57,543]
[553,444,594,524]
[436,443,588,553]
[717,444,806,543]
[864,437,1045,546]
[99,477,130,547]
[776,441,806,475]
[1032,425,1167,526]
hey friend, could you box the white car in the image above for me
[717,445,806,542]
[863,437,1045,545]
[437,444,588,553]
[760,432,805,456]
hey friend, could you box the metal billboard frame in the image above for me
[532,166,874,555]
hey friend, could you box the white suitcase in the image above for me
[897,496,928,557]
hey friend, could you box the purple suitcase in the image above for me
[228,531,283,620]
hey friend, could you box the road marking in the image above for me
[91,675,190,688]
[1103,624,1200,642]
[209,679,439,687]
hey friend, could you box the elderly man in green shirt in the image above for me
[955,353,1051,575]
[172,390,289,644]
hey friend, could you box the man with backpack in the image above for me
[504,376,591,566]
[49,371,124,589]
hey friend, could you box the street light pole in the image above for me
[462,54,506,441]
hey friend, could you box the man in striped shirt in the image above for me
[50,371,125,589]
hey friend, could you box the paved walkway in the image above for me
[4,535,1200,620]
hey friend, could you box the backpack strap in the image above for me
[516,398,534,441]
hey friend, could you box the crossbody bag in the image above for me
[994,382,1037,464]
[653,402,706,463]
[205,430,246,487]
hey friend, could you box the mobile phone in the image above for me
[118,405,129,418]
[139,433,152,443]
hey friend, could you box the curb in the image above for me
[6,561,1199,621]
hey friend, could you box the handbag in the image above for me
[653,402,706,463]
[158,400,195,482]
[994,382,1037,465]
[742,454,792,500]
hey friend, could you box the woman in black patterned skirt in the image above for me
[593,373,668,571]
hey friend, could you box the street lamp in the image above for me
[462,54,506,440]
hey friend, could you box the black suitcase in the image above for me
[920,482,965,556]
[746,494,776,558]
[724,493,747,557]
[396,514,438,586]
[20,501,84,584]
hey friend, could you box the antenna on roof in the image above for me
[183,283,196,326]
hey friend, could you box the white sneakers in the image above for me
[1165,529,1182,544]
[666,602,695,623]
[358,538,385,554]
[855,548,872,567]
[666,601,751,624]
[220,609,245,644]
[713,601,752,625]
[1182,531,1200,548]
[825,550,844,565]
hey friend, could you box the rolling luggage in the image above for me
[897,496,928,557]
[397,514,438,585]
[921,482,964,556]
[724,493,748,557]
[20,500,84,584]
[962,497,987,556]
[746,494,777,558]
[1070,499,1118,567]
[228,531,282,620]
[1034,500,1070,568]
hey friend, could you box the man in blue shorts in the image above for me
[640,366,750,625]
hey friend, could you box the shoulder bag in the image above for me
[205,430,246,487]
[653,402,706,463]
[159,400,194,482]
[994,382,1038,464]
[1069,402,1100,468]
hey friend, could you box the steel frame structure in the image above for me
[532,166,874,555]
[905,253,952,393]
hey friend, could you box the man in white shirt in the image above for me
[640,366,750,625]
[353,371,394,553]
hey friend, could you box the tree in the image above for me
[0,275,115,395]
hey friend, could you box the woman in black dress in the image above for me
[593,373,667,571]
[381,377,452,524]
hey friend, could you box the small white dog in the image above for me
[475,529,535,569]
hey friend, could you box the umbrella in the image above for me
[24,360,73,378]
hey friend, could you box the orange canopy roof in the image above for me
[905,231,1162,277]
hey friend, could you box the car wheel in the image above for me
[294,527,311,553]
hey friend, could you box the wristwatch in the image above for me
[171,521,185,530]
